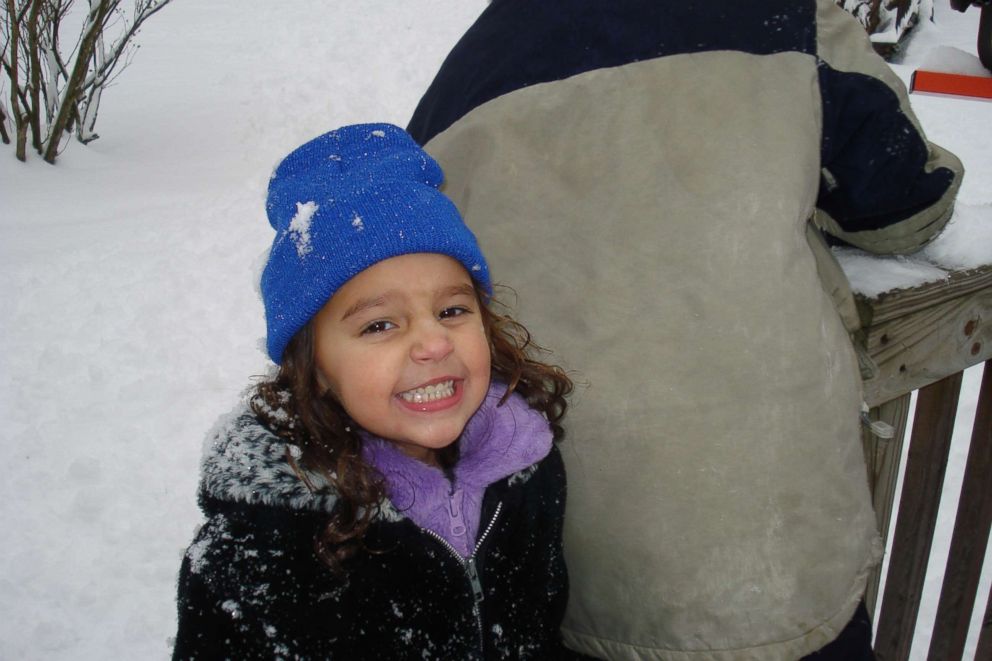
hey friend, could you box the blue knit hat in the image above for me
[260,123,492,364]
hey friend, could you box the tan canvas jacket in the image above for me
[408,2,963,658]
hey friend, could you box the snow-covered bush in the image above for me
[837,0,928,45]
[1,0,173,163]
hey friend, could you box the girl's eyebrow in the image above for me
[445,283,477,298]
[340,295,389,322]
[339,282,476,321]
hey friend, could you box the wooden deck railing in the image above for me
[855,263,992,660]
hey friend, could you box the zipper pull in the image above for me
[465,557,485,604]
[448,488,466,537]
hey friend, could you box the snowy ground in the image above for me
[1,2,989,659]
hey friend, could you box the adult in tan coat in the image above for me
[408,1,963,658]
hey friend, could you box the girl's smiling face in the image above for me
[313,253,492,465]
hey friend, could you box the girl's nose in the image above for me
[410,322,454,362]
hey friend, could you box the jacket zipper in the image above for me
[422,500,503,655]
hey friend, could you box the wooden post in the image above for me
[974,588,992,660]
[980,4,991,73]
[868,0,883,33]
[862,393,912,621]
[891,0,913,30]
[874,372,963,661]
[927,361,992,661]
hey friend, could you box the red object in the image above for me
[910,69,992,100]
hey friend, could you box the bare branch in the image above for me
[4,0,34,26]
[5,0,26,160]
[84,0,169,88]
[42,0,111,162]
[27,0,43,152]
[0,97,11,144]
[78,0,105,142]
[39,38,57,122]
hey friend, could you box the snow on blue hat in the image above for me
[260,123,492,364]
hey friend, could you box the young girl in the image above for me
[172,124,586,659]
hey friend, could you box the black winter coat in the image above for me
[172,406,585,660]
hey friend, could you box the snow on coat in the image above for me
[172,405,585,660]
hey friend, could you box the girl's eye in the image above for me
[361,320,396,335]
[439,306,470,320]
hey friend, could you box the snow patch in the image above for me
[289,201,319,258]
[920,46,991,78]
[834,247,949,297]
[835,201,992,298]
[185,537,211,575]
[922,203,992,270]
[221,600,242,619]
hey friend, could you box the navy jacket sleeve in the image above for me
[813,0,963,253]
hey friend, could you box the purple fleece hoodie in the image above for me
[361,382,552,557]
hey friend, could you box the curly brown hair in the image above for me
[249,284,572,573]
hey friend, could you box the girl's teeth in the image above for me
[400,381,455,403]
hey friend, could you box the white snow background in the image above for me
[0,1,989,659]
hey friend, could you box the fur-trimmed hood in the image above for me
[199,404,348,515]
[198,401,542,523]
